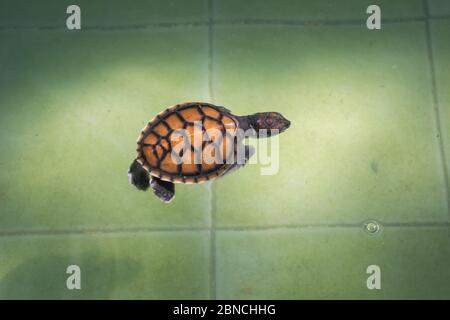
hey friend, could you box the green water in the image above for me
[0,0,449,299]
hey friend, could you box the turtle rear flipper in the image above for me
[151,177,175,203]
[128,159,150,191]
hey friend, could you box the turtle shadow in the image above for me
[0,249,140,299]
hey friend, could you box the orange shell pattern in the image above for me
[135,103,238,184]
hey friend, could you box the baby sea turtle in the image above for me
[128,102,290,203]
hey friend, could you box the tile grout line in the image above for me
[219,221,450,231]
[207,0,217,301]
[423,0,450,223]
[0,21,209,31]
[213,16,428,26]
[1,221,448,238]
[1,15,450,32]
[0,226,209,238]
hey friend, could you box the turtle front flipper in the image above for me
[221,145,255,177]
[128,159,150,191]
[151,177,175,203]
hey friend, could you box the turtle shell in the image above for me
[135,102,238,184]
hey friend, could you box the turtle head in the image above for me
[249,112,291,137]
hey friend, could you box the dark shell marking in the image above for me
[136,102,238,184]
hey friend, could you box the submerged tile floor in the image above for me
[0,0,449,299]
